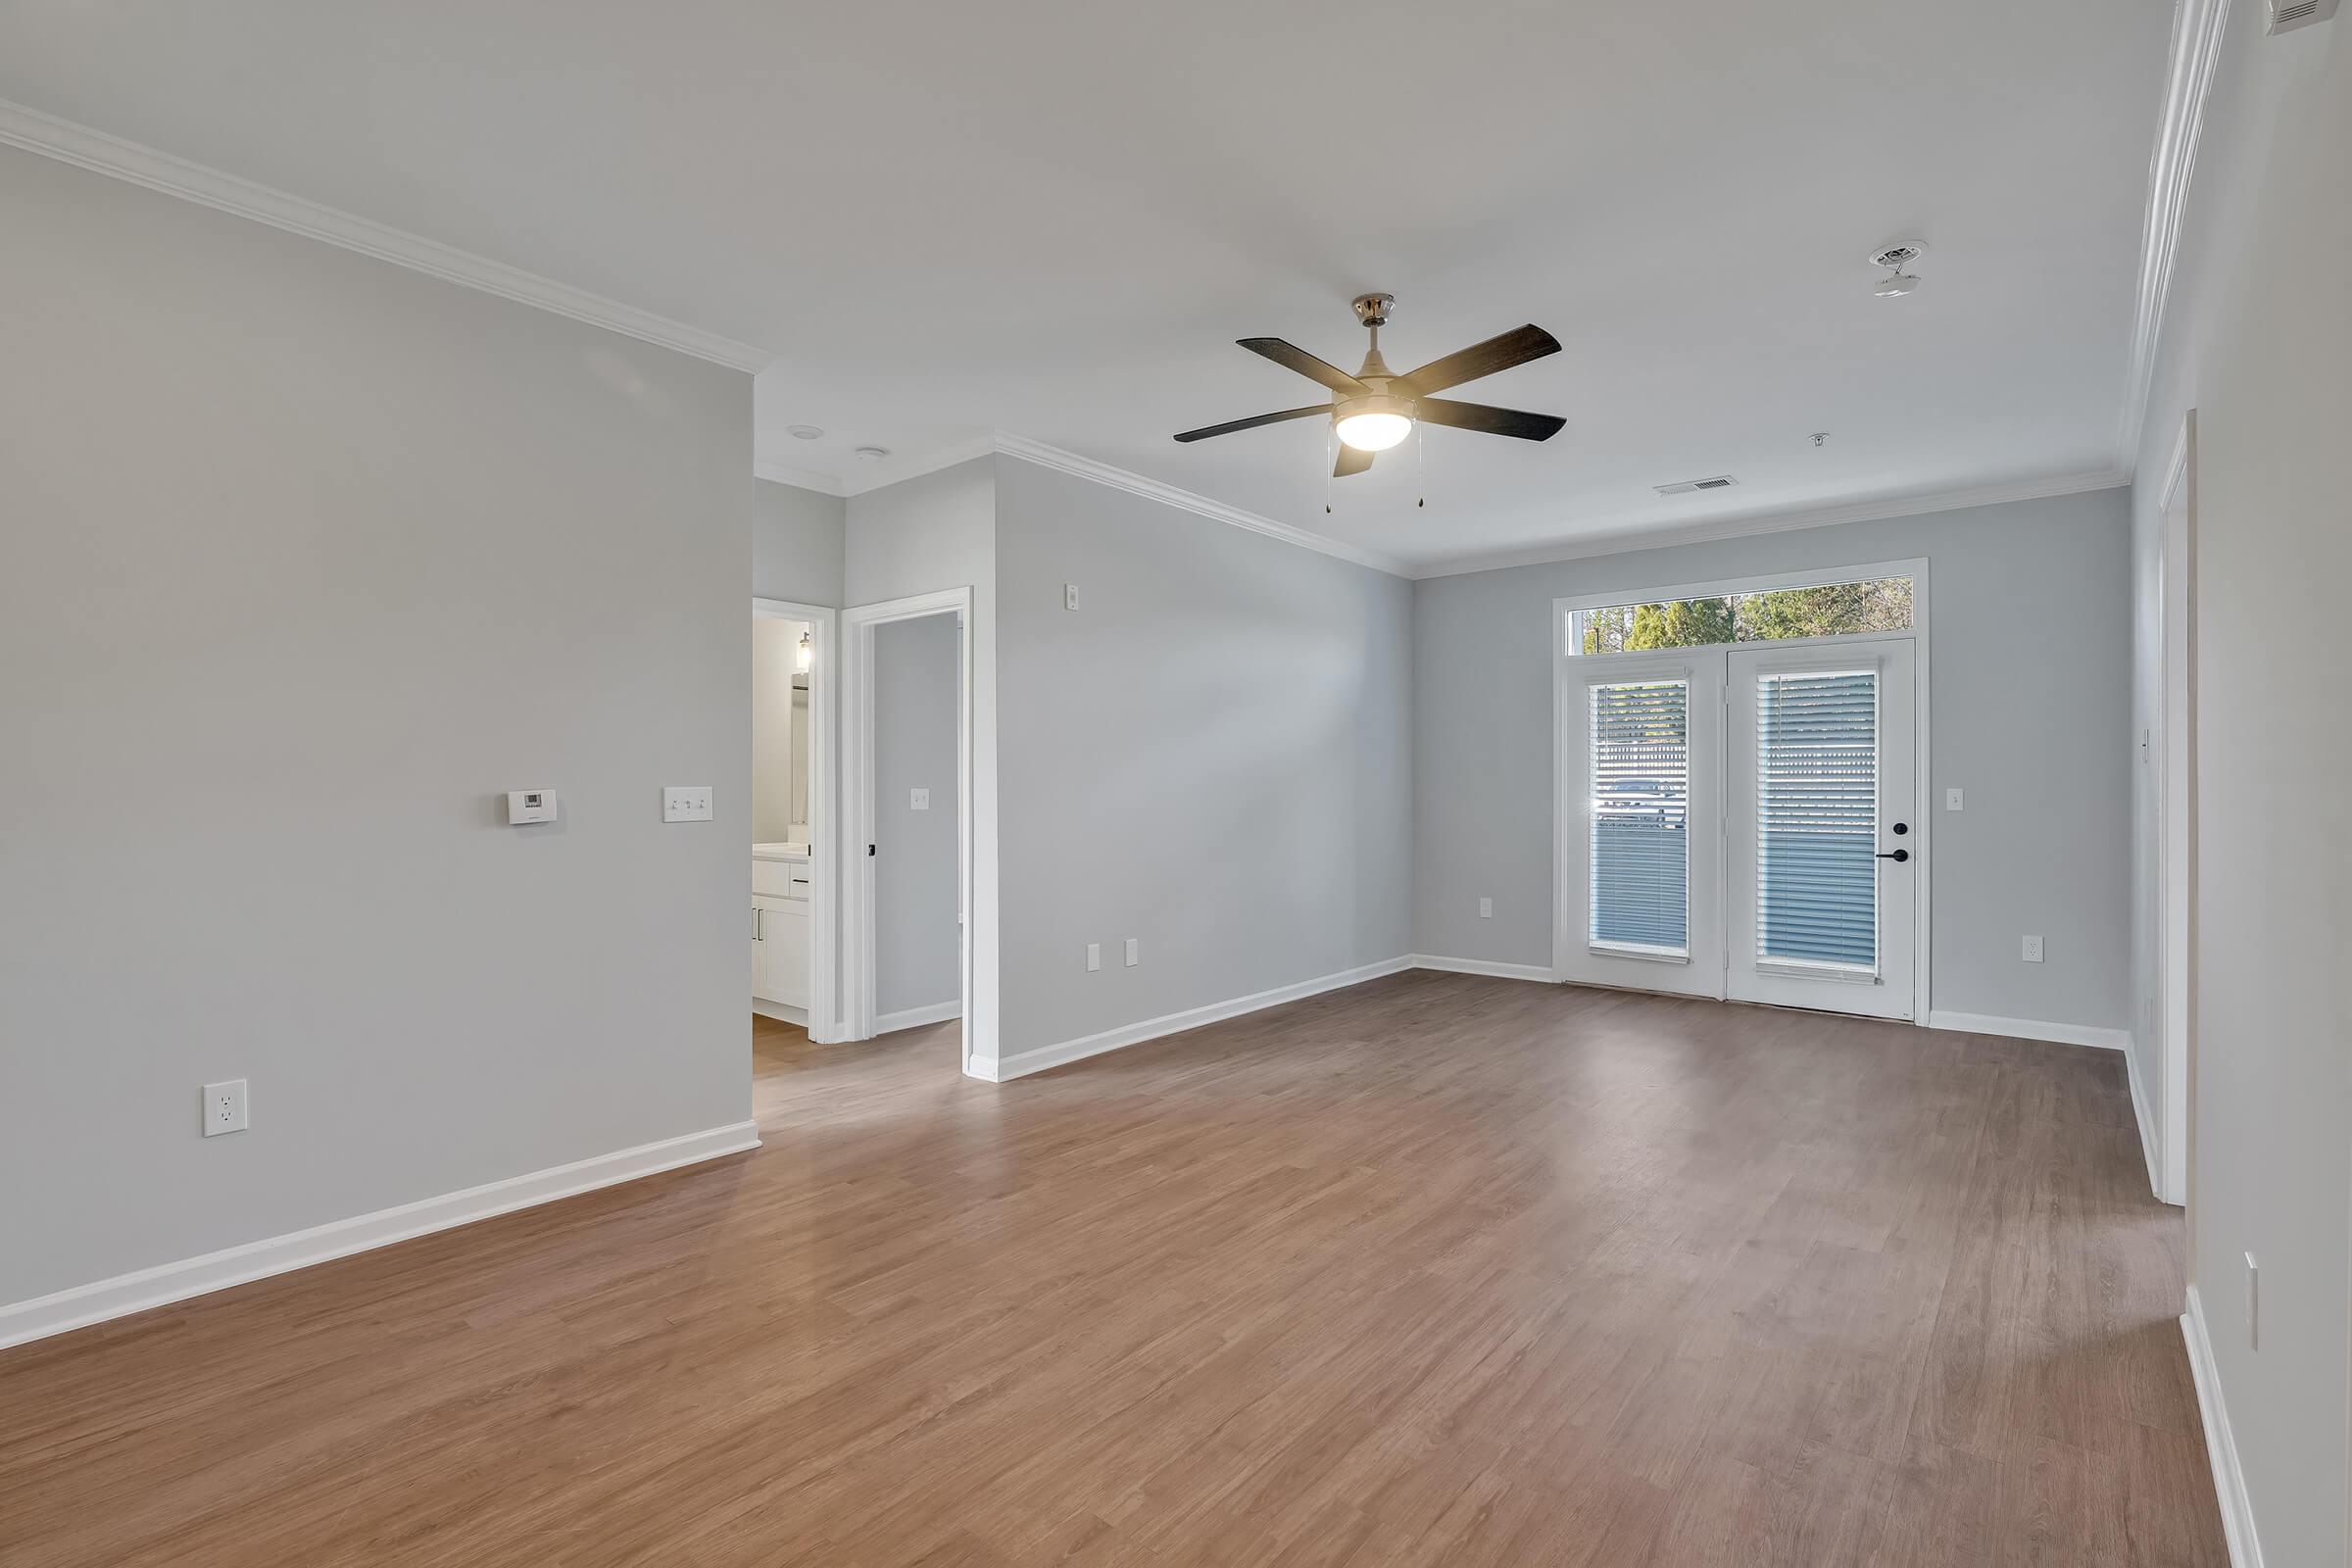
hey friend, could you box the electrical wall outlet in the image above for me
[202,1079,248,1137]
[2022,935,2045,963]
[1085,942,1101,972]
[1945,788,1964,811]
[909,787,930,810]
[1125,937,1139,967]
[662,786,713,822]
[1479,897,1494,919]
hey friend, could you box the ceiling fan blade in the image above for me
[1334,444,1374,477]
[1238,337,1368,395]
[1173,405,1330,443]
[1415,398,1567,442]
[1398,324,1561,396]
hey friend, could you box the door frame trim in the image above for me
[753,598,838,1043]
[841,587,975,1071]
[1550,557,1933,1023]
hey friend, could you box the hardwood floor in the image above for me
[0,973,2224,1566]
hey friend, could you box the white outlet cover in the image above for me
[202,1078,249,1137]
[2022,935,2044,963]
[1063,583,1080,611]
[1479,897,1494,918]
[1085,942,1101,972]
[909,787,930,810]
[1125,937,1139,966]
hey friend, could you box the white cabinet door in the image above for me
[753,894,808,1008]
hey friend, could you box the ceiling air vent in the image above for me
[1653,475,1738,496]
[2268,0,2337,31]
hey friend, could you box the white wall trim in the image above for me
[990,433,1411,578]
[976,957,1415,1082]
[0,96,774,374]
[1412,470,2128,580]
[1408,955,1558,983]
[2123,1028,2168,1201]
[876,1000,963,1033]
[0,1120,760,1352]
[755,461,850,497]
[752,999,808,1026]
[2116,0,2230,467]
[2182,1285,2264,1568]
[1923,1009,2130,1051]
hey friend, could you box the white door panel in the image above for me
[1555,653,1724,998]
[1725,643,1918,1018]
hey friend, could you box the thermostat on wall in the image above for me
[506,790,560,824]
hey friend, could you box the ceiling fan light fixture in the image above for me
[1334,395,1415,452]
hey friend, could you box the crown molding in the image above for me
[988,433,1411,577]
[754,460,849,497]
[2116,0,2230,469]
[0,96,776,374]
[1408,467,2130,580]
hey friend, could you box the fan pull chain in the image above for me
[1416,420,1426,509]
[1325,424,1335,514]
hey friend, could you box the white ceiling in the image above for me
[1,1,2169,573]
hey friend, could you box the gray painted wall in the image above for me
[0,146,752,1307]
[1413,487,2133,1030]
[994,456,1413,1057]
[2128,6,2350,1559]
[754,478,846,607]
[872,615,962,1018]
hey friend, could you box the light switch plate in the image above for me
[1085,943,1101,972]
[1945,788,1964,811]
[1479,897,1493,919]
[663,786,712,822]
[202,1079,248,1137]
[1063,583,1080,612]
[1124,937,1139,967]
[909,787,930,810]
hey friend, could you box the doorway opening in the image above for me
[841,589,974,1072]
[1551,562,1931,1022]
[752,598,835,1046]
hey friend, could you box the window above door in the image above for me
[1567,568,1916,656]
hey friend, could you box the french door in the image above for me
[1557,637,1919,1020]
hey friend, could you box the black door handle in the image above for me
[1876,847,1910,862]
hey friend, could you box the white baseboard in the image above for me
[2181,1285,2263,1568]
[875,1001,962,1034]
[1408,954,1558,983]
[1923,1009,2129,1051]
[2121,1031,2171,1202]
[976,957,1415,1082]
[752,999,808,1026]
[0,1120,760,1352]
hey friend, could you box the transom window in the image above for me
[1572,574,1912,655]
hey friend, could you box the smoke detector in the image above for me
[1871,242,1925,298]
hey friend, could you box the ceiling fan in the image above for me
[1174,293,1566,476]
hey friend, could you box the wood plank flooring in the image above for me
[0,973,2226,1565]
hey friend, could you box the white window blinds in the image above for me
[1755,668,1879,970]
[1590,680,1690,956]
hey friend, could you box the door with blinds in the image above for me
[1555,653,1724,997]
[1725,643,1917,1018]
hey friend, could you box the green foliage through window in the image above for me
[1579,576,1911,655]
